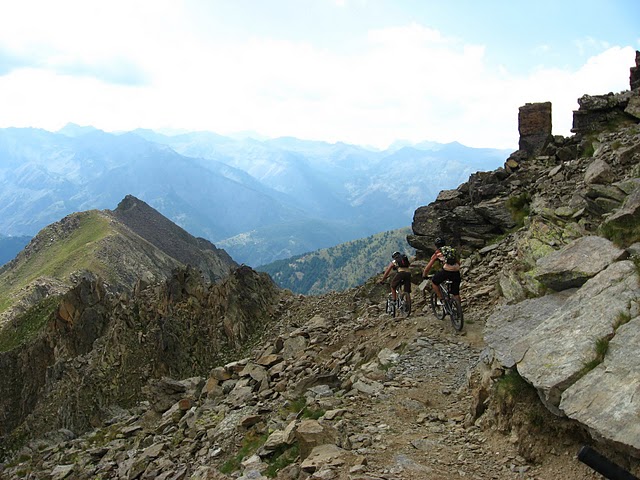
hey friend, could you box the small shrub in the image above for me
[264,443,300,477]
[287,397,307,414]
[220,431,268,475]
[582,142,595,158]
[301,406,325,420]
[594,337,610,361]
[506,193,532,227]
[494,370,530,403]
[614,311,632,330]
[579,334,612,377]
[599,217,640,248]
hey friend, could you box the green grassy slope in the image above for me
[0,211,113,313]
[258,227,415,294]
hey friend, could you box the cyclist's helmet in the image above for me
[434,237,445,248]
[392,251,401,259]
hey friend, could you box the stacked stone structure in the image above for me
[518,101,552,156]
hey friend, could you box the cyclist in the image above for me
[422,237,461,305]
[379,251,412,305]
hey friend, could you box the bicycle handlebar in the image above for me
[577,446,639,480]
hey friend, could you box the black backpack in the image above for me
[396,254,410,268]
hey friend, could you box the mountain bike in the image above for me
[427,278,463,331]
[385,285,411,317]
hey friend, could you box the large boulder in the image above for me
[560,318,640,455]
[533,236,627,291]
[516,260,640,416]
[484,290,574,368]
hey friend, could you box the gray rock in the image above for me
[484,290,573,368]
[584,158,614,185]
[560,318,640,454]
[534,236,627,291]
[516,260,640,413]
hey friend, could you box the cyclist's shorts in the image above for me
[432,270,461,295]
[391,271,412,292]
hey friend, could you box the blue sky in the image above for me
[0,0,638,149]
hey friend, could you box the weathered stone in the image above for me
[484,290,573,368]
[240,363,268,383]
[616,141,640,165]
[534,236,627,291]
[295,419,338,459]
[261,429,287,453]
[584,158,614,185]
[602,187,640,239]
[560,318,640,455]
[630,50,640,91]
[625,94,640,119]
[436,189,462,201]
[256,354,282,367]
[351,377,384,396]
[50,464,75,480]
[210,366,232,382]
[283,336,308,360]
[572,92,634,134]
[300,444,348,473]
[517,260,640,413]
[518,102,552,156]
[585,184,627,203]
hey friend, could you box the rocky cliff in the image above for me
[0,265,281,455]
[409,51,640,461]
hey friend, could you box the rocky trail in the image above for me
[293,289,609,480]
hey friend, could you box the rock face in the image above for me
[112,195,236,284]
[407,51,640,459]
[533,235,628,290]
[630,50,640,92]
[0,265,280,446]
[518,102,552,156]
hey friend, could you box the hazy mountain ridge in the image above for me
[0,125,508,266]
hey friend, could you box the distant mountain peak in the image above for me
[57,123,102,137]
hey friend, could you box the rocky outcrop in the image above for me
[485,258,640,454]
[412,52,640,459]
[631,50,640,91]
[0,265,281,452]
[518,102,552,156]
[111,195,237,284]
[533,235,628,290]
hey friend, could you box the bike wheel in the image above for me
[450,297,464,331]
[386,297,396,317]
[430,291,445,320]
[400,292,411,315]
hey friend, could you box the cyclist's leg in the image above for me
[448,270,462,303]
[390,274,400,300]
[403,273,412,304]
[432,270,446,301]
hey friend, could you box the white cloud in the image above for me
[0,6,635,151]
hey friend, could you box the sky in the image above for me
[0,0,638,150]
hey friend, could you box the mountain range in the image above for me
[0,126,509,266]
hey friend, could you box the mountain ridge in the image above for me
[0,126,509,266]
[0,196,237,330]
